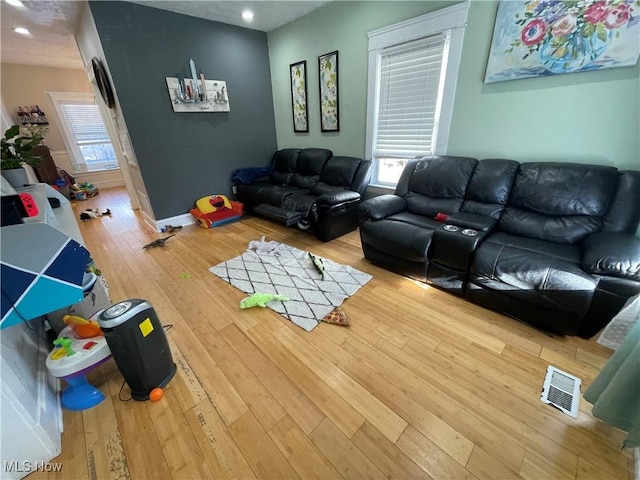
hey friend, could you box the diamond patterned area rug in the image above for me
[209,242,372,331]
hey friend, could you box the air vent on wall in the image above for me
[540,365,581,418]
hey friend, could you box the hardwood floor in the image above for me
[36,187,631,479]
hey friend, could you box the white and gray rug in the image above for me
[209,242,372,331]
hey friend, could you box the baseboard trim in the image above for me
[145,213,195,233]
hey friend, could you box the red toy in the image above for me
[190,195,243,228]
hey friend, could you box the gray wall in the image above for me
[89,1,277,219]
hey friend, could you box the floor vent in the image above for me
[541,365,581,418]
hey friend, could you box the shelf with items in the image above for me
[17,105,49,125]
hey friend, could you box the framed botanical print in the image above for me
[318,50,339,132]
[290,60,308,132]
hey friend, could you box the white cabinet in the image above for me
[1,183,86,478]
[1,322,62,479]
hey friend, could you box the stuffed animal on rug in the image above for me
[79,208,111,221]
[308,252,325,279]
[322,308,350,326]
[240,292,289,309]
[247,236,281,256]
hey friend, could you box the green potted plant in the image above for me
[1,124,46,187]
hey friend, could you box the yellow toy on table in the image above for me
[63,314,103,339]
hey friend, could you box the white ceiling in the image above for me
[1,1,85,69]
[1,0,330,70]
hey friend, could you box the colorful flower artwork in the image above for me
[290,60,308,133]
[485,0,640,83]
[318,51,339,132]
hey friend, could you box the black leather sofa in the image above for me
[236,148,372,241]
[359,156,640,337]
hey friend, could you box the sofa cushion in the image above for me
[500,163,618,244]
[360,216,440,262]
[404,156,477,217]
[290,173,321,190]
[405,193,465,219]
[500,207,602,244]
[312,183,348,196]
[509,163,618,216]
[408,156,477,197]
[603,170,640,233]
[387,212,441,230]
[298,148,332,175]
[287,149,331,190]
[256,185,308,207]
[462,159,519,218]
[270,171,293,185]
[471,232,595,316]
[273,149,300,173]
[236,182,269,207]
[582,232,640,280]
[269,149,300,185]
[320,156,362,186]
[281,193,316,214]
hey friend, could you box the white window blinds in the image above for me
[59,103,110,145]
[374,33,446,159]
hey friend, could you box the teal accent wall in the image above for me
[268,1,640,170]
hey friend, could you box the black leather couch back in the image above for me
[350,159,372,196]
[398,156,478,217]
[603,170,640,233]
[462,159,519,218]
[500,162,619,244]
[320,156,362,186]
[290,148,332,189]
[313,156,372,197]
[270,149,300,185]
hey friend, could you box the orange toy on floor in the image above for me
[190,195,243,228]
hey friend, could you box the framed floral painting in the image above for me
[290,60,308,133]
[318,50,339,132]
[485,0,640,83]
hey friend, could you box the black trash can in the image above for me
[98,299,176,400]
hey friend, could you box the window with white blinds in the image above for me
[60,103,110,145]
[375,34,445,161]
[47,92,118,173]
[366,3,469,186]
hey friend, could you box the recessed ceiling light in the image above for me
[14,27,30,35]
[6,0,25,7]
[242,10,254,21]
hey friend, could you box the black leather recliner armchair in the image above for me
[236,148,372,241]
[359,156,640,337]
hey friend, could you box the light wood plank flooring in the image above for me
[35,187,632,479]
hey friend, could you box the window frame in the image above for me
[46,91,119,173]
[365,2,469,187]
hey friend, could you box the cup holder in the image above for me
[443,225,459,232]
[462,229,478,236]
